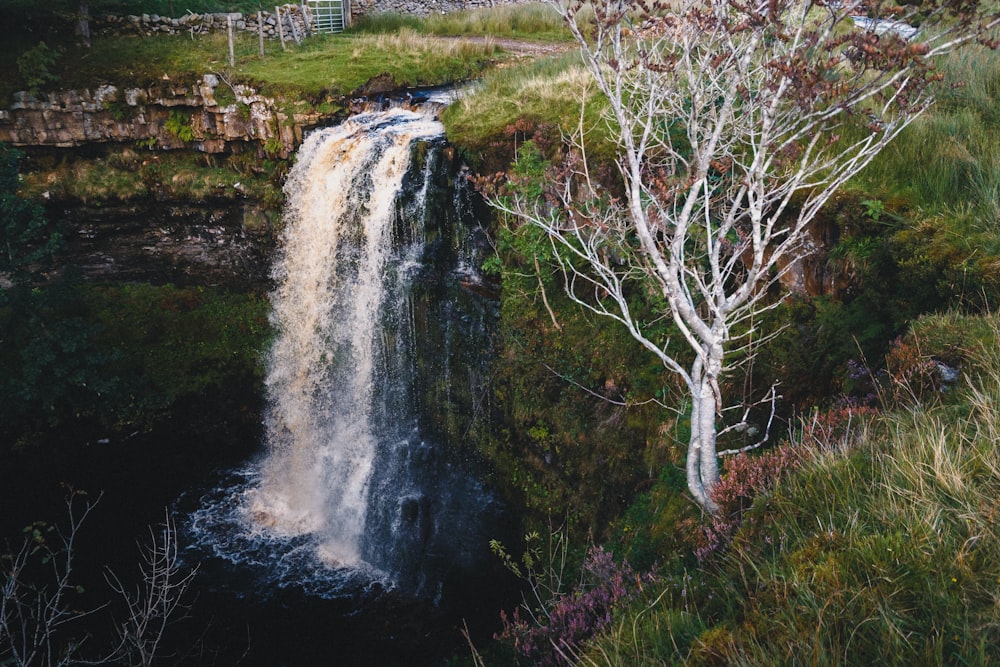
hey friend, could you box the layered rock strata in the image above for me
[0,75,318,155]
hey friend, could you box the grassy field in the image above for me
[0,3,567,105]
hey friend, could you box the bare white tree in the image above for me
[0,493,101,667]
[104,512,197,667]
[1,495,196,666]
[490,0,999,511]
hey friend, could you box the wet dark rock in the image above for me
[54,200,276,288]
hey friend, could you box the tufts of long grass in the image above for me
[442,51,615,166]
[421,2,570,40]
[580,312,1000,665]
[352,3,570,41]
[853,45,1000,223]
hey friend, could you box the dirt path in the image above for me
[456,35,575,60]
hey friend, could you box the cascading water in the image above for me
[247,109,442,570]
[184,106,505,602]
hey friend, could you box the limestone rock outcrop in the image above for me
[0,75,320,156]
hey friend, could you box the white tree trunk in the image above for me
[685,347,723,512]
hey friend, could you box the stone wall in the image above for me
[349,0,535,18]
[92,0,538,38]
[95,5,310,39]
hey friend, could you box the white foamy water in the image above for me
[246,109,444,566]
[182,107,502,601]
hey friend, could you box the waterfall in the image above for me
[180,106,502,600]
[245,108,444,568]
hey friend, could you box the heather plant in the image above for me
[796,400,880,452]
[879,336,949,406]
[681,444,801,563]
[492,531,655,666]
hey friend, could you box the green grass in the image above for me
[442,50,614,168]
[851,45,1000,221]
[239,29,501,99]
[574,311,1000,665]
[354,2,572,41]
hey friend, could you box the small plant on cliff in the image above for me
[163,110,195,143]
[0,144,63,279]
[16,41,61,94]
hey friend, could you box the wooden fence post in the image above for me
[300,2,311,36]
[259,10,266,55]
[275,6,287,50]
[227,15,235,67]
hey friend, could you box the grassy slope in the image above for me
[442,30,1000,667]
[582,312,1000,665]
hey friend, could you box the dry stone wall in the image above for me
[349,0,535,18]
[94,5,310,39]
[92,0,537,37]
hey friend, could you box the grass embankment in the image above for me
[456,33,1000,666]
[442,52,613,170]
[578,311,1000,665]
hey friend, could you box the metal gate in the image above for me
[307,0,348,33]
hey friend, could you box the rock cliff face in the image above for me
[0,75,320,156]
[54,199,277,288]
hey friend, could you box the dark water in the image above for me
[0,418,517,666]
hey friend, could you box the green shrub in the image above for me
[164,110,195,142]
[0,283,270,450]
[16,41,60,93]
